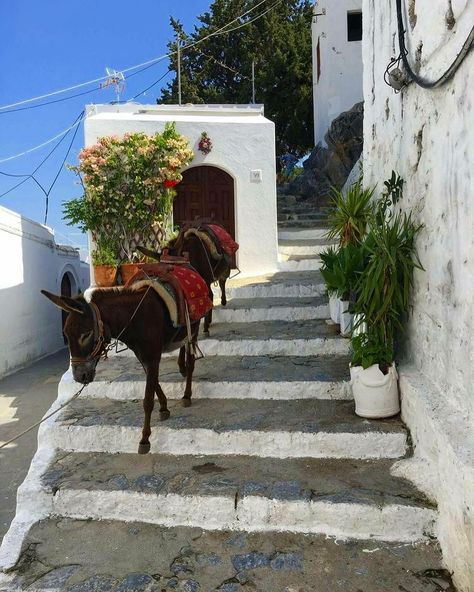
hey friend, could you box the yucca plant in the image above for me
[321,243,367,301]
[352,211,423,369]
[326,180,375,246]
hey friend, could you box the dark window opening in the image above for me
[316,37,321,81]
[347,11,362,42]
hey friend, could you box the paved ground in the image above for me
[0,350,69,542]
[2,518,454,592]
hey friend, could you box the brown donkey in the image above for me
[42,288,200,454]
[140,226,232,334]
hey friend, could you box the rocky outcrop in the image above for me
[288,102,364,203]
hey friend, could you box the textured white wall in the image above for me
[0,206,89,377]
[84,104,279,278]
[362,1,474,589]
[312,0,363,145]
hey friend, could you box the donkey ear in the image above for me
[41,290,85,314]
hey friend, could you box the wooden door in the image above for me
[174,166,235,239]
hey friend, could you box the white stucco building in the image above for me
[0,206,89,378]
[84,103,279,278]
[362,1,474,589]
[312,0,363,145]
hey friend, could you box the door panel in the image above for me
[174,166,235,239]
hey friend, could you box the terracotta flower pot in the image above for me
[93,265,117,287]
[120,263,145,285]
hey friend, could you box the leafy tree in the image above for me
[159,0,313,157]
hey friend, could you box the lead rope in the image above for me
[0,384,87,451]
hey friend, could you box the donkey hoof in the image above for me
[221,300,227,307]
[138,442,151,455]
[203,329,210,336]
[179,367,187,378]
[182,398,192,408]
[159,410,171,421]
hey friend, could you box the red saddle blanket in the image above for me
[171,265,213,321]
[126,263,212,324]
[205,224,239,256]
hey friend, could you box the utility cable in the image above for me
[0,116,84,164]
[396,0,474,89]
[0,0,271,112]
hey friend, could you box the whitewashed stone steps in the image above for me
[39,452,437,542]
[201,319,349,356]
[213,296,327,323]
[279,227,330,240]
[277,256,322,272]
[2,519,450,592]
[278,238,337,257]
[49,398,408,459]
[215,270,326,299]
[59,353,351,401]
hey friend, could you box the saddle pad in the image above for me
[130,266,212,325]
[184,228,221,261]
[205,224,239,256]
[171,265,213,321]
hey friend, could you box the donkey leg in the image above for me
[219,278,227,306]
[178,345,186,377]
[204,286,214,334]
[155,382,170,421]
[182,346,195,407]
[138,366,157,455]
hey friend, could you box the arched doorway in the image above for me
[173,166,236,239]
[60,273,72,344]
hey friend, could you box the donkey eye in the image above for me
[78,331,93,346]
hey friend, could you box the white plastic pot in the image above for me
[350,363,400,418]
[329,294,340,324]
[339,300,353,337]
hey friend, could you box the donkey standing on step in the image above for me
[42,288,200,454]
[139,226,232,334]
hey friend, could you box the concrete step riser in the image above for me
[51,489,437,543]
[59,376,351,402]
[48,424,408,460]
[279,245,330,257]
[278,259,322,272]
[214,283,326,300]
[213,304,328,323]
[112,337,349,358]
[278,229,330,240]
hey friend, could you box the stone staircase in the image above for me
[0,225,454,591]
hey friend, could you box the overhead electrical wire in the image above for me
[0,0,271,112]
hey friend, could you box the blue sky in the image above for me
[0,0,211,251]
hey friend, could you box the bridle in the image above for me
[70,301,109,367]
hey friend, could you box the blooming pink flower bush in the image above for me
[64,123,194,263]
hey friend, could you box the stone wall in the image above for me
[362,0,474,589]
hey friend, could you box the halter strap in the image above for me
[70,301,108,366]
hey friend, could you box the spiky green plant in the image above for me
[326,180,375,247]
[351,211,423,368]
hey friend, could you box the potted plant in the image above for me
[350,208,423,418]
[326,179,374,246]
[64,124,194,284]
[320,247,340,323]
[91,238,120,287]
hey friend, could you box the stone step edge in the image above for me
[213,303,328,323]
[48,424,408,460]
[58,374,352,402]
[47,488,437,544]
[111,336,350,358]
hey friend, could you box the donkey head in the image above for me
[41,291,101,384]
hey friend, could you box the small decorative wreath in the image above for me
[198,132,213,155]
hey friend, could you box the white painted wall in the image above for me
[362,1,474,589]
[84,104,279,278]
[312,0,363,145]
[0,206,89,378]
